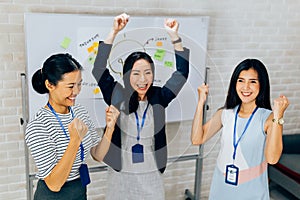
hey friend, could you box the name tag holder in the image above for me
[225,164,239,186]
[132,102,149,164]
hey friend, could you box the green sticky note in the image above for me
[60,37,71,49]
[164,61,173,68]
[154,49,166,61]
[88,56,95,64]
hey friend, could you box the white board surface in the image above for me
[24,13,209,128]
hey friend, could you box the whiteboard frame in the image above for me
[24,13,209,128]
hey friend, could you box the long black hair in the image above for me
[224,58,271,110]
[122,51,155,114]
[32,53,83,94]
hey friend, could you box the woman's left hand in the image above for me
[105,105,120,129]
[273,95,289,118]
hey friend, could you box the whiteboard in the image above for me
[24,13,209,128]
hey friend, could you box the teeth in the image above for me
[242,92,251,96]
[137,84,147,88]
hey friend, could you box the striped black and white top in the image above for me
[25,104,100,181]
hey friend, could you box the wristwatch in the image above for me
[172,37,182,44]
[272,118,285,125]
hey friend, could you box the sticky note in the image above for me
[92,42,99,48]
[164,61,173,68]
[87,46,94,53]
[93,87,100,94]
[60,37,71,49]
[154,49,166,61]
[88,56,95,64]
[156,41,163,47]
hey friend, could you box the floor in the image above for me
[269,181,299,200]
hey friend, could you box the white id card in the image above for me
[225,164,239,186]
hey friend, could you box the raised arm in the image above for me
[264,95,289,164]
[92,13,129,105]
[158,19,190,106]
[191,84,223,145]
[164,18,184,51]
[104,13,129,44]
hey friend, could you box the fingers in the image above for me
[115,13,129,26]
[106,105,120,127]
[273,95,289,117]
[197,83,209,94]
[164,18,178,29]
[274,95,289,106]
[164,18,179,39]
[69,118,88,141]
[197,83,209,104]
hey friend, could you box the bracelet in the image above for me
[172,37,182,44]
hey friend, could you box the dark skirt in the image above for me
[34,178,87,200]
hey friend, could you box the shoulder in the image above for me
[257,107,272,115]
[25,109,52,143]
[27,108,53,128]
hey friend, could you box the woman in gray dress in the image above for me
[92,13,190,199]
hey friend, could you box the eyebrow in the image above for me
[238,77,258,81]
[132,69,152,72]
[65,79,83,85]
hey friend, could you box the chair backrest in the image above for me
[282,134,300,154]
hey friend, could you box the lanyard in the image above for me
[134,102,150,142]
[232,105,258,161]
[47,102,85,162]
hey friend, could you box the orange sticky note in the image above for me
[156,41,163,47]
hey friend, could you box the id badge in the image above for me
[132,143,144,163]
[79,164,90,187]
[225,164,239,186]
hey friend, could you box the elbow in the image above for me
[92,154,104,163]
[265,153,282,165]
[267,158,280,165]
[191,138,204,146]
[90,148,104,163]
[45,182,62,192]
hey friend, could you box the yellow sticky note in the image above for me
[60,37,71,49]
[93,87,100,94]
[92,42,99,48]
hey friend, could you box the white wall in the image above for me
[0,0,299,199]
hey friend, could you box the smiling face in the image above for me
[129,59,153,101]
[236,68,260,106]
[46,70,82,114]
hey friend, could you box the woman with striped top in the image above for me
[25,53,120,200]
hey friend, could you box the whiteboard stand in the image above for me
[20,73,32,200]
[184,67,210,200]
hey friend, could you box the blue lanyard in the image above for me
[47,102,85,162]
[232,105,258,161]
[134,102,150,142]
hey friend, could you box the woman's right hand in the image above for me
[112,13,130,34]
[68,118,88,142]
[197,83,209,105]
